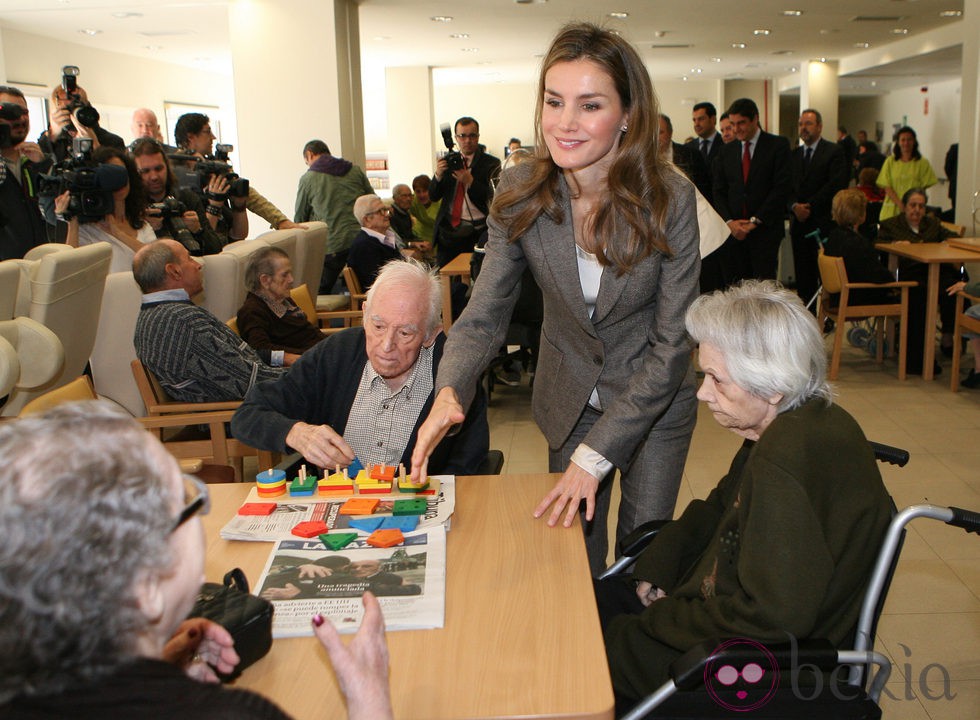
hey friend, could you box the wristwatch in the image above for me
[749,216,763,226]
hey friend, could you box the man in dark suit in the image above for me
[685,102,724,190]
[659,115,711,199]
[789,109,848,306]
[430,116,501,267]
[712,98,792,281]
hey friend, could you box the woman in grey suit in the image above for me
[411,22,700,574]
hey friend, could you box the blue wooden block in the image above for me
[347,516,384,532]
[379,515,419,532]
[347,457,365,476]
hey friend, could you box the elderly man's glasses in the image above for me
[366,206,391,217]
[171,474,210,532]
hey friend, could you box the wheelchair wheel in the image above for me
[847,324,871,349]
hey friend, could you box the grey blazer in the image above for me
[438,165,700,469]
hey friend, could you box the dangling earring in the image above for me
[621,125,628,133]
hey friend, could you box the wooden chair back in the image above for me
[941,221,967,238]
[816,250,917,381]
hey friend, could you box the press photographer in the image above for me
[430,116,500,267]
[173,111,299,231]
[51,145,156,272]
[131,138,223,255]
[38,67,125,163]
[37,66,125,240]
[0,85,48,259]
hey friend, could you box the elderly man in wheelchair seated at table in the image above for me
[594,280,893,710]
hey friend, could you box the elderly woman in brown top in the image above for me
[237,246,325,367]
[877,187,961,373]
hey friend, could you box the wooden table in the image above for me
[202,475,614,720]
[439,252,472,331]
[875,241,980,381]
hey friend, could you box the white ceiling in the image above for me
[0,0,966,91]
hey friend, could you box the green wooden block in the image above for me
[319,532,358,550]
[392,498,428,516]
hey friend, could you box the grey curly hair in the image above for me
[0,401,176,702]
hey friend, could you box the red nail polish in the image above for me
[311,614,324,627]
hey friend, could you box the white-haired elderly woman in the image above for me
[595,281,893,707]
[237,246,326,368]
[0,402,392,720]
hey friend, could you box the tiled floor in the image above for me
[487,337,980,720]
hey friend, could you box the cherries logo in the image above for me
[704,638,780,712]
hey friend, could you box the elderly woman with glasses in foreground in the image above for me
[595,281,893,708]
[0,402,393,720]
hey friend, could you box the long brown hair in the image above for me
[491,22,674,274]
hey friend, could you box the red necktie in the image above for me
[742,140,751,182]
[449,157,468,228]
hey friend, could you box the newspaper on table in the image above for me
[256,525,446,637]
[220,475,455,541]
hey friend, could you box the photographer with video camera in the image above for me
[430,116,500,267]
[173,112,299,233]
[172,113,248,242]
[132,138,223,256]
[37,66,125,241]
[0,85,48,259]
[54,145,155,273]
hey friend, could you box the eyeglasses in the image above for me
[171,474,210,532]
[366,206,391,217]
[455,133,479,140]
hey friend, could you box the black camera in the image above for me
[147,197,201,255]
[440,123,464,172]
[0,102,27,149]
[147,197,187,219]
[39,137,125,223]
[61,65,100,129]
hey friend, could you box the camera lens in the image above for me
[75,105,100,128]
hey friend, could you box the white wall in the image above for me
[656,79,724,143]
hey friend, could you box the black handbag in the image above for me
[188,568,274,682]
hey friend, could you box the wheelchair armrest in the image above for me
[617,519,670,558]
[869,441,910,467]
[669,637,842,690]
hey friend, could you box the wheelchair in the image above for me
[602,442,980,719]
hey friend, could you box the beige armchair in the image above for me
[0,317,65,416]
[89,270,146,417]
[198,238,271,322]
[1,243,111,415]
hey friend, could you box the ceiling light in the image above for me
[710,57,722,63]
[788,66,798,72]
[608,12,629,19]
[771,49,793,55]
[111,11,142,19]
[939,10,962,17]
[854,42,871,48]
[430,15,453,22]
[891,28,909,34]
[732,42,747,49]
[653,30,667,38]
[681,76,689,81]
[690,67,703,73]
[781,10,803,16]
[143,45,163,51]
[817,57,827,62]
[460,47,479,52]
[449,33,470,39]
[78,28,102,36]
[870,81,877,87]
[753,29,771,36]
